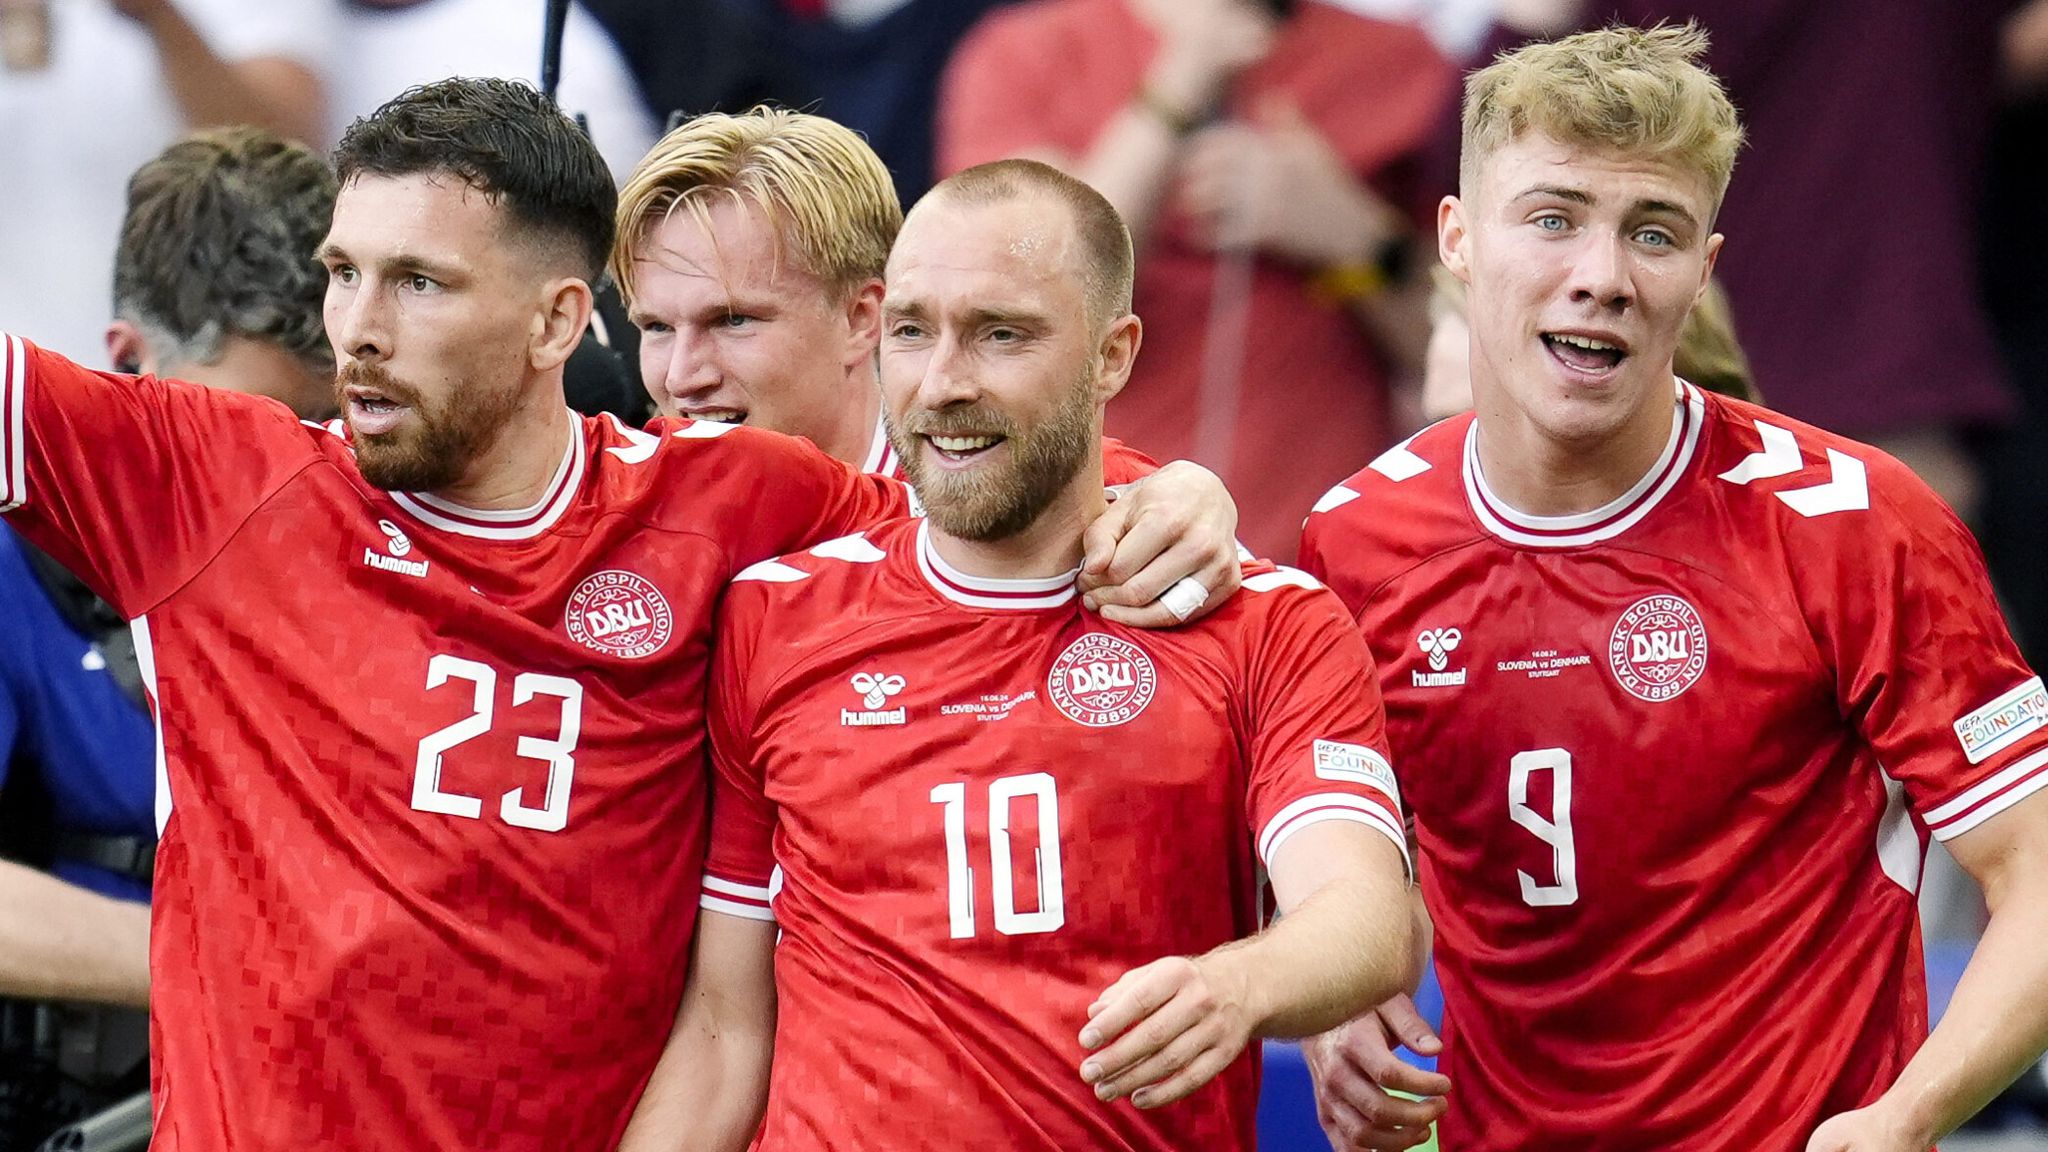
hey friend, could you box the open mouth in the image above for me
[345,387,412,436]
[684,408,748,426]
[923,433,1005,466]
[1542,332,1628,376]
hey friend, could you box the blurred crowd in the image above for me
[4,0,2048,1144]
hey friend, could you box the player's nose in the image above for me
[658,329,724,405]
[1566,231,1633,311]
[331,283,393,363]
[915,329,982,408]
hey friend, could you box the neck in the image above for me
[430,386,576,510]
[928,463,1106,582]
[831,372,885,467]
[1472,376,1679,517]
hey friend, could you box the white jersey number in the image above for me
[930,773,1066,939]
[412,654,584,832]
[1509,747,1578,906]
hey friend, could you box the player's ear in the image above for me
[842,278,885,371]
[531,276,595,374]
[1094,313,1141,404]
[1697,233,1724,304]
[105,319,152,376]
[1439,195,1472,285]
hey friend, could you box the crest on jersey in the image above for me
[1608,594,1708,702]
[1412,627,1466,688]
[564,570,674,660]
[1048,633,1157,728]
[843,672,909,726]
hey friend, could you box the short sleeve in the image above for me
[1239,569,1409,876]
[649,421,910,579]
[1819,459,2048,842]
[0,336,318,616]
[700,580,781,924]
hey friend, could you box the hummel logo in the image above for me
[843,673,908,727]
[364,519,429,579]
[1417,628,1461,672]
[1413,627,1466,689]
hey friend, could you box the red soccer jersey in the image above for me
[702,518,1407,1152]
[0,335,907,1151]
[1299,382,2048,1151]
[856,410,1159,486]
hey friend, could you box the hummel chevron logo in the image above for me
[1718,419,1869,517]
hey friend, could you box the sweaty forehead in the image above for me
[888,196,1077,307]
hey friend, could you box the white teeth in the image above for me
[1550,334,1621,352]
[690,410,746,424]
[931,435,999,453]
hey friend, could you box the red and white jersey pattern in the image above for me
[703,518,1405,1152]
[0,335,907,1151]
[1300,382,2048,1151]
[857,410,1162,486]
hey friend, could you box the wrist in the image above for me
[1200,943,1271,1035]
[1867,1090,1943,1151]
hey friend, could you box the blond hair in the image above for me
[610,107,900,304]
[1462,23,1744,214]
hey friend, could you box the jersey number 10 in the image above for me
[930,773,1066,939]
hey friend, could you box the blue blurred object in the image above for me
[1259,965,1446,1149]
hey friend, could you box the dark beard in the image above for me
[890,367,1097,542]
[337,361,522,493]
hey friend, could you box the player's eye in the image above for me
[987,327,1023,344]
[637,319,672,336]
[405,274,440,295]
[1533,213,1570,233]
[720,312,755,329]
[329,265,358,286]
[1633,227,1674,248]
[889,321,927,341]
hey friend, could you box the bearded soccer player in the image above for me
[1298,25,2048,1152]
[0,80,1236,1149]
[616,160,1416,1152]
[609,111,1189,619]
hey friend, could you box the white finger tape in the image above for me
[1159,576,1209,623]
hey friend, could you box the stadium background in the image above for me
[4,0,2048,1147]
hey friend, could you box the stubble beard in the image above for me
[891,366,1098,543]
[337,361,524,493]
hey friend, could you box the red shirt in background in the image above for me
[939,0,1455,559]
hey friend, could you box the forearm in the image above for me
[0,859,148,1007]
[617,1008,772,1152]
[1870,876,2048,1145]
[1210,856,1413,1039]
[139,2,323,143]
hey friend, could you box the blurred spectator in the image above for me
[1421,266,1755,422]
[0,125,339,1147]
[106,126,337,419]
[581,0,799,126]
[1981,0,2048,664]
[0,0,330,366]
[327,0,658,181]
[939,0,1456,558]
[1323,0,1496,58]
[757,0,1020,204]
[1478,1,2014,520]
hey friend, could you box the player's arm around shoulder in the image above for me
[1079,459,1244,628]
[615,911,779,1152]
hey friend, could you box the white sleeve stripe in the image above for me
[1258,793,1403,861]
[701,875,773,900]
[1928,755,2048,841]
[2,335,26,512]
[1263,808,1411,880]
[699,895,778,923]
[1923,746,2048,825]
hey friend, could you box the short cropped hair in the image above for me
[925,159,1134,328]
[1462,23,1744,215]
[113,127,336,372]
[611,107,900,304]
[335,78,615,282]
